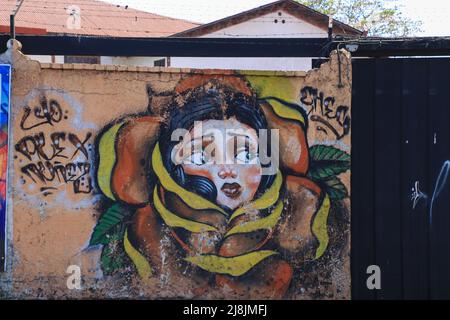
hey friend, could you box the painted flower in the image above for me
[90,74,347,299]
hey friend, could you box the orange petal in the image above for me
[261,102,309,175]
[112,116,160,205]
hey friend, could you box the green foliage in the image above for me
[297,0,423,37]
[299,0,337,15]
[89,203,130,246]
[308,145,350,180]
[100,230,126,275]
[308,144,350,200]
[321,176,349,200]
[90,203,131,274]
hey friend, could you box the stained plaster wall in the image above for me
[0,39,351,299]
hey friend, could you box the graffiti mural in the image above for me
[0,64,11,272]
[88,73,350,299]
[14,91,94,199]
[300,86,351,141]
[5,49,351,299]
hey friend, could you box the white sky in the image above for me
[102,0,450,36]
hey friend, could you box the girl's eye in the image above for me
[189,152,205,165]
[235,150,258,164]
[186,151,214,165]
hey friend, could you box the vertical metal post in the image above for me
[336,43,343,88]
[328,16,333,41]
[10,15,15,39]
[10,0,25,39]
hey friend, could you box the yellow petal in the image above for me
[229,170,283,222]
[185,250,278,277]
[123,229,153,279]
[97,122,124,200]
[226,200,284,237]
[153,186,218,233]
[312,194,330,259]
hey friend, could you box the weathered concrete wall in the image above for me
[0,40,351,299]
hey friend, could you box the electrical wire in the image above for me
[17,0,262,11]
[0,0,353,38]
[0,12,330,36]
[80,12,108,36]
[3,0,343,23]
[0,7,199,22]
[3,18,328,37]
[7,18,180,34]
[0,6,330,25]
[0,10,330,37]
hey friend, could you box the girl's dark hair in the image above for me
[158,80,275,211]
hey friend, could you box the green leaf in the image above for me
[322,176,349,200]
[309,145,350,180]
[89,203,130,246]
[100,236,125,275]
[309,144,350,162]
[295,0,423,37]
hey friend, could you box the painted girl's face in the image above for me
[173,118,262,210]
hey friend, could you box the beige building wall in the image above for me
[0,40,351,299]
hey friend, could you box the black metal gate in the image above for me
[352,58,450,299]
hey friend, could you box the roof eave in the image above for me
[171,0,362,38]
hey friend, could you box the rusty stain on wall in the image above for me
[0,40,351,299]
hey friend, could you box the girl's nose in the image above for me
[218,166,237,179]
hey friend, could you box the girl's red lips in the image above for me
[221,183,242,199]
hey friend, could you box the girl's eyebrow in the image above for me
[228,132,258,146]
[182,133,215,152]
[227,132,250,138]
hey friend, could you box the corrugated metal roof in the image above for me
[0,0,200,37]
